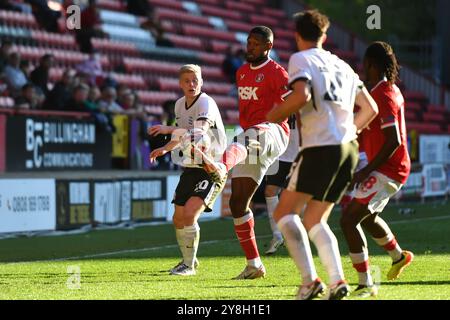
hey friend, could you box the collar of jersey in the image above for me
[371,77,388,92]
[185,92,203,110]
[250,58,272,70]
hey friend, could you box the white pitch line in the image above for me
[3,215,450,265]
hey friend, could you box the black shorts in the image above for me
[265,161,293,188]
[286,140,359,203]
[172,167,226,212]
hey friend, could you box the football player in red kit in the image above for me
[199,26,291,279]
[340,41,413,298]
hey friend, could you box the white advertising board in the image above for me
[0,179,56,233]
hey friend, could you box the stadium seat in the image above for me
[404,91,428,105]
[199,4,243,20]
[155,8,212,27]
[404,111,418,122]
[427,104,447,114]
[0,97,14,108]
[96,0,125,11]
[422,112,446,123]
[166,34,204,51]
[137,90,178,105]
[148,0,185,11]
[225,1,256,12]
[407,122,442,134]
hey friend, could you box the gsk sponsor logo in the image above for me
[238,87,258,100]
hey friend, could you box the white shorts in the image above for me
[354,171,403,213]
[232,122,289,185]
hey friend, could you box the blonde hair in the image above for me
[179,64,202,79]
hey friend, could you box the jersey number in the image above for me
[323,72,343,102]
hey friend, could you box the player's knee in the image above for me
[172,214,184,229]
[229,197,248,216]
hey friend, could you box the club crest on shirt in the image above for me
[255,73,264,83]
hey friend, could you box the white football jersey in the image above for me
[288,48,362,149]
[279,113,300,162]
[174,92,227,168]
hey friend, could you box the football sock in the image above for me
[278,214,318,285]
[233,211,262,268]
[183,223,200,268]
[222,143,247,171]
[349,251,373,287]
[309,223,345,285]
[371,217,402,262]
[265,196,282,240]
[175,228,187,261]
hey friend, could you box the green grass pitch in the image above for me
[0,202,449,300]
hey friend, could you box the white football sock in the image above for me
[183,223,200,268]
[349,251,373,287]
[265,196,282,240]
[175,228,186,261]
[308,223,345,285]
[278,214,318,285]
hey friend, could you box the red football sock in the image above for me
[234,217,260,260]
[222,143,247,171]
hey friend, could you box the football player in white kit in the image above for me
[267,10,379,299]
[148,64,227,276]
[264,113,300,255]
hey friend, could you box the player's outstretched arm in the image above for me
[266,80,310,123]
[354,87,378,132]
[147,124,178,136]
[149,139,182,163]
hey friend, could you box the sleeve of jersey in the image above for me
[354,73,364,95]
[377,91,398,130]
[195,97,216,126]
[277,67,291,101]
[287,54,311,88]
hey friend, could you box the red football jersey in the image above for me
[236,59,290,136]
[360,80,411,184]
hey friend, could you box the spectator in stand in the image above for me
[75,0,105,53]
[44,69,75,110]
[76,51,104,86]
[222,46,245,84]
[3,52,28,97]
[14,83,42,109]
[25,0,61,33]
[98,86,124,114]
[125,0,153,17]
[0,39,13,73]
[0,0,23,12]
[30,53,54,97]
[84,85,115,133]
[20,59,33,79]
[65,83,89,111]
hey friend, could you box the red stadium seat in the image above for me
[422,112,446,123]
[166,34,204,51]
[137,91,178,105]
[199,4,242,20]
[182,25,238,43]
[427,104,447,114]
[407,122,442,134]
[405,102,422,112]
[225,1,255,12]
[404,111,418,122]
[148,0,185,11]
[155,8,211,27]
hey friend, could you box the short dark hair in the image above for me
[294,10,330,42]
[249,26,274,43]
[365,41,400,84]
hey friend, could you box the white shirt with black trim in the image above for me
[288,48,363,149]
[174,92,227,167]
